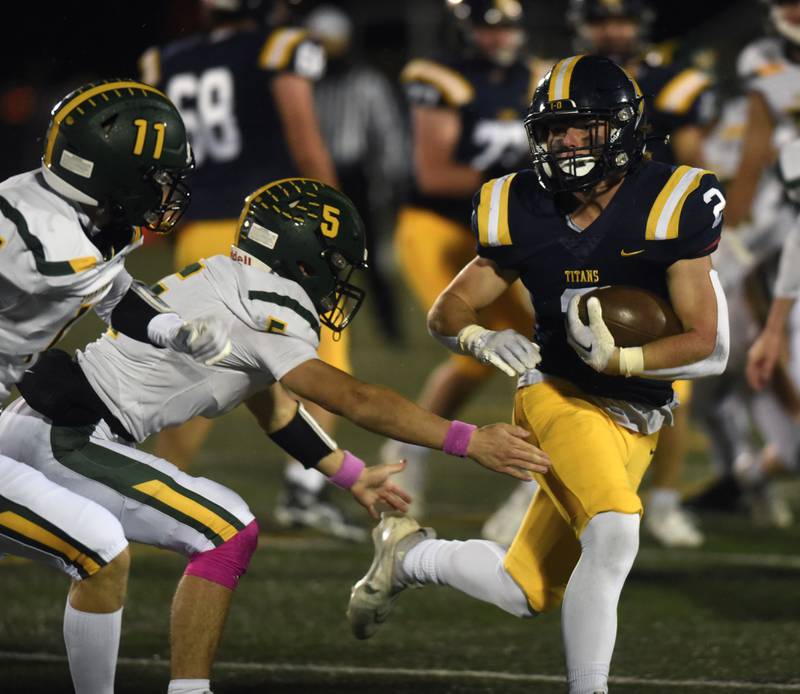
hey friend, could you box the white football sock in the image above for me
[168,679,212,694]
[401,538,533,617]
[285,459,326,493]
[63,601,122,694]
[563,512,640,694]
[647,487,680,512]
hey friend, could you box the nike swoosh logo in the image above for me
[620,249,645,257]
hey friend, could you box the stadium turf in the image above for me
[1,243,799,693]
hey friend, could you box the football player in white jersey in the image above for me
[0,78,232,694]
[725,0,800,229]
[0,178,549,694]
[745,138,800,482]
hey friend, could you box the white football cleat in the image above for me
[346,513,435,640]
[481,479,538,546]
[644,504,704,548]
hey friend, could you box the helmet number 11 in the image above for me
[133,118,166,159]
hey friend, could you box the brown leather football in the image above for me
[577,286,682,347]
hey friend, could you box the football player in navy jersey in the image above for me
[567,0,719,548]
[140,0,363,540]
[381,0,552,525]
[348,56,730,694]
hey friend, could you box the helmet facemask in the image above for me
[139,161,194,233]
[317,250,366,333]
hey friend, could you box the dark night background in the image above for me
[0,0,760,179]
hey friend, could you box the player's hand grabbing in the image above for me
[467,423,550,480]
[747,328,783,391]
[149,313,233,366]
[458,324,541,376]
[175,317,233,365]
[350,461,413,519]
[566,295,617,374]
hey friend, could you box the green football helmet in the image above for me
[233,178,368,333]
[42,78,193,233]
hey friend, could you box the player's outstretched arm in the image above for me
[428,257,539,377]
[244,386,410,517]
[747,297,795,391]
[279,359,550,480]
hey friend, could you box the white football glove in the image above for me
[458,324,541,377]
[148,314,233,366]
[566,295,615,372]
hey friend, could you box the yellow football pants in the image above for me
[505,377,659,613]
[173,218,350,372]
[394,206,532,379]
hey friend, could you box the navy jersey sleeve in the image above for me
[654,67,716,128]
[257,28,326,81]
[645,167,725,263]
[400,58,475,109]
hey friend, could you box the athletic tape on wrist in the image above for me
[443,420,477,457]
[619,347,645,378]
[328,451,365,489]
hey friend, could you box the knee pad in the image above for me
[581,512,639,579]
[184,520,258,590]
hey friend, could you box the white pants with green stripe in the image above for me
[0,453,128,580]
[0,399,254,556]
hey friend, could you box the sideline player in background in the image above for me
[304,4,409,343]
[0,180,548,694]
[381,0,548,530]
[139,0,362,540]
[0,79,230,694]
[688,0,800,525]
[349,56,729,694]
[566,0,717,548]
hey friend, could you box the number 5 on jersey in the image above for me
[132,118,166,159]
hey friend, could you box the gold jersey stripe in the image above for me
[67,256,97,273]
[44,81,168,168]
[654,69,711,115]
[547,55,583,102]
[477,174,517,247]
[132,480,239,543]
[646,166,710,241]
[258,28,308,71]
[0,511,102,576]
[400,59,475,107]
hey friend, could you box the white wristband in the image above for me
[619,346,644,377]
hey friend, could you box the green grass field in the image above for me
[2,243,800,693]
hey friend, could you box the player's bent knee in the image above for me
[184,519,259,590]
[582,512,640,578]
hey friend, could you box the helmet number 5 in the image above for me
[321,204,340,238]
[133,118,166,159]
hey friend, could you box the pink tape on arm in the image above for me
[442,420,477,457]
[184,520,259,590]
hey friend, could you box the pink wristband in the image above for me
[328,451,365,489]
[443,420,477,457]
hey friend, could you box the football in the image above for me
[577,286,683,347]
